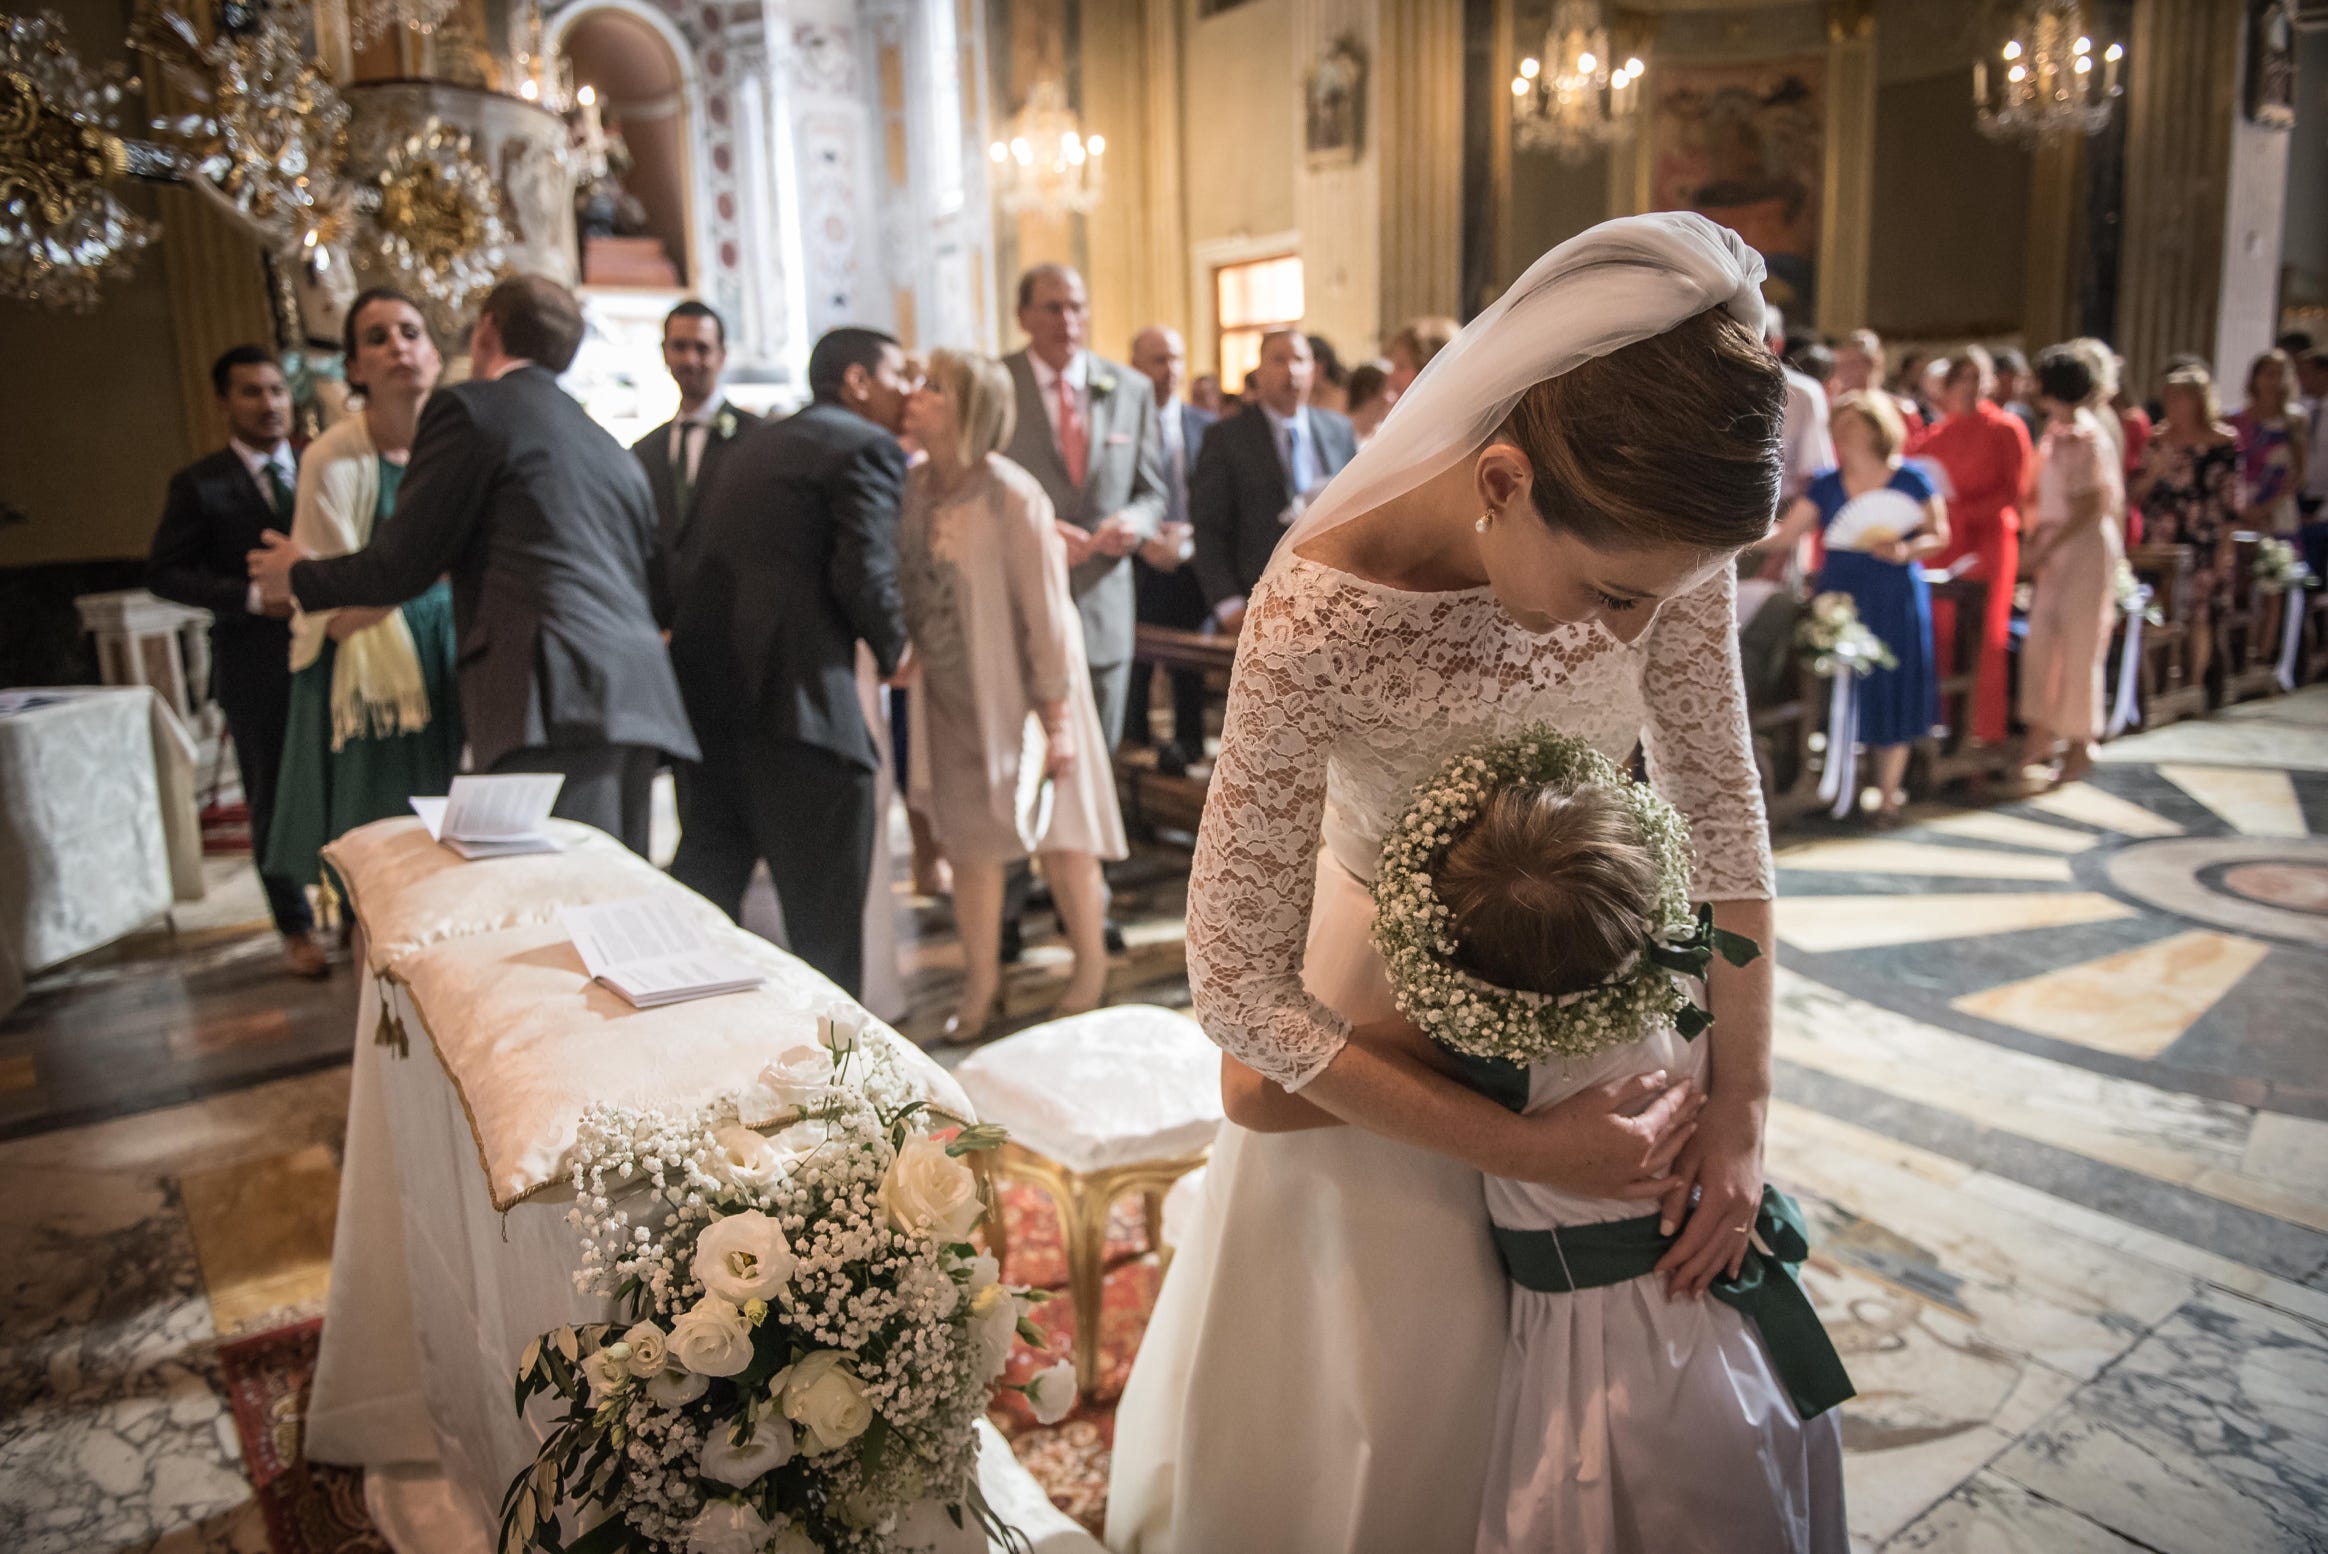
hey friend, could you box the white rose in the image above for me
[773,1527,823,1554]
[753,1043,837,1117]
[779,1350,874,1454]
[698,1413,796,1488]
[668,1295,754,1378]
[647,1367,710,1407]
[709,1124,786,1195]
[686,1500,774,1554]
[817,1003,864,1054]
[693,1210,795,1304]
[1026,1358,1078,1425]
[965,1284,1020,1382]
[619,1321,669,1379]
[894,1494,983,1554]
[878,1135,983,1243]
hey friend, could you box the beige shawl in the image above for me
[287,412,433,750]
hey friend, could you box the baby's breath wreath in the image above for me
[1371,725,1760,1065]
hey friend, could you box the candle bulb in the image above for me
[1974,57,1987,106]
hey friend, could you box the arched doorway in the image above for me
[553,3,698,288]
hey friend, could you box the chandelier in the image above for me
[1974,0,2124,144]
[987,81,1103,216]
[344,0,459,48]
[1510,0,1643,163]
[0,11,159,310]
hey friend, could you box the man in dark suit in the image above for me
[1124,324,1216,774]
[248,275,696,855]
[632,300,761,625]
[1000,264,1166,749]
[663,328,913,997]
[148,346,326,978]
[1191,328,1358,630]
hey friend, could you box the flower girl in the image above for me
[1367,727,1853,1554]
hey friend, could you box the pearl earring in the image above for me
[1475,511,1493,533]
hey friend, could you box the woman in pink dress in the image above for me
[2019,346,2125,785]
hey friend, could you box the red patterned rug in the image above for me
[213,1181,1161,1549]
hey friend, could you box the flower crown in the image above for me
[1370,726,1760,1067]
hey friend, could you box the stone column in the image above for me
[2115,0,2289,394]
[1080,0,1190,349]
[1815,0,1877,336]
[1377,0,1466,331]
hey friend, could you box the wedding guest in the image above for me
[1345,360,1393,444]
[633,300,761,625]
[1909,346,2031,745]
[1000,263,1166,749]
[1383,315,1458,400]
[2297,349,2328,578]
[250,275,696,853]
[1791,340,1836,402]
[148,346,324,978]
[1993,346,2042,442]
[899,349,1128,1040]
[1893,347,1938,427]
[1189,328,1359,630]
[2064,338,2140,545]
[1306,333,1349,414]
[266,288,463,895]
[1125,324,1217,774]
[2133,365,2241,688]
[1765,306,1835,508]
[1189,373,1225,415]
[665,327,913,998]
[2019,346,2124,786]
[1767,391,1948,821]
[2232,348,2312,536]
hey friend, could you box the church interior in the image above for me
[3,1,2327,1551]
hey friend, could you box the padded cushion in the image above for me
[953,1006,1223,1174]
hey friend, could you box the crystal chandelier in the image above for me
[1510,0,1643,163]
[0,11,159,310]
[344,0,459,48]
[1974,0,2124,144]
[987,81,1104,216]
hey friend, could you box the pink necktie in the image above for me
[1057,373,1088,488]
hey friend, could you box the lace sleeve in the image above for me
[1641,566,1774,902]
[1184,578,1353,1091]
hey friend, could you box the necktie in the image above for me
[265,460,294,519]
[673,422,701,514]
[1057,373,1088,488]
[1163,412,1187,528]
[1284,414,1317,496]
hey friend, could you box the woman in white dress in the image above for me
[1107,214,1789,1553]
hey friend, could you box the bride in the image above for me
[1106,214,1787,1553]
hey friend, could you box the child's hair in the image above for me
[1431,783,1662,998]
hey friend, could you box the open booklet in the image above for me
[410,774,566,859]
[560,896,767,1009]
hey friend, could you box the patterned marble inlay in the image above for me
[1950,929,2272,1058]
[1986,1289,2328,1553]
[1775,838,2077,882]
[2106,837,2328,947]
[1891,1471,2153,1552]
[2022,780,2186,837]
[1908,808,2105,853]
[2156,763,2311,837]
[1776,892,2138,953]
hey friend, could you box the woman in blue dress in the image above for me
[1767,389,1950,822]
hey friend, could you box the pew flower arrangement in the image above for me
[1795,591,1897,679]
[499,1011,1065,1554]
[2112,559,2165,626]
[2254,537,2318,595]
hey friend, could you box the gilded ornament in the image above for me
[355,117,510,331]
[0,12,156,311]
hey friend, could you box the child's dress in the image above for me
[1475,1022,1851,1554]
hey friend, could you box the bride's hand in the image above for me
[1652,1095,1767,1301]
[1518,1073,1705,1196]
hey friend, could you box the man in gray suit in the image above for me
[249,275,696,854]
[1191,328,1358,630]
[1000,263,1166,749]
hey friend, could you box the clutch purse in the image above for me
[1015,713,1056,852]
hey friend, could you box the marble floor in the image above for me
[4,692,2326,1552]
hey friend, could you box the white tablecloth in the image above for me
[0,687,203,1014]
[308,980,1103,1554]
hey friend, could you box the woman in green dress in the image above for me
[266,287,463,893]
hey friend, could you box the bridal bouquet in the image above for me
[1795,591,1897,679]
[497,1013,1070,1554]
[2254,537,2319,595]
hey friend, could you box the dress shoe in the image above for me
[999,917,1025,965]
[1153,741,1191,778]
[282,931,331,980]
[936,992,1002,1046]
[1103,918,1126,955]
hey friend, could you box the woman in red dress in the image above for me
[1908,346,2032,746]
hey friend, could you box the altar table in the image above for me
[304,822,1103,1553]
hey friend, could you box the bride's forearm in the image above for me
[1703,897,1775,1115]
[1292,1036,1557,1179]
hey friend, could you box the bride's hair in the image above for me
[1433,782,1659,998]
[1501,306,1784,552]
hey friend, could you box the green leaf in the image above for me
[554,1328,579,1364]
[1016,1316,1048,1348]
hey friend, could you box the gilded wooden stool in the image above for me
[954,1006,1222,1393]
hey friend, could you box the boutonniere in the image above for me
[715,408,739,440]
[1089,372,1116,397]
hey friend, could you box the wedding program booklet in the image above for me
[410,774,566,859]
[560,896,767,1009]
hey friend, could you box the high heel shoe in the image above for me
[936,992,1001,1047]
[1048,976,1111,1022]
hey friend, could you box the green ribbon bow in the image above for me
[1490,1186,1855,1421]
[1649,903,1763,1039]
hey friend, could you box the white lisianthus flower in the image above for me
[878,1134,982,1242]
[894,1495,984,1554]
[668,1295,755,1378]
[619,1321,668,1379]
[698,1414,797,1488]
[967,1251,1002,1295]
[1026,1358,1078,1425]
[965,1284,1020,1381]
[693,1210,795,1304]
[817,1003,863,1054]
[752,1043,837,1117]
[780,1350,875,1454]
[583,1347,630,1402]
[709,1124,786,1195]
[685,1500,774,1554]
[772,1526,824,1554]
[647,1366,710,1407]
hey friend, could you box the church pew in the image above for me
[1919,576,2015,787]
[1116,625,1238,838]
[2215,534,2289,705]
[2123,543,2209,730]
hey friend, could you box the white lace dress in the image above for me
[1106,554,1789,1554]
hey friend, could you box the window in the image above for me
[1214,254,1304,393]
